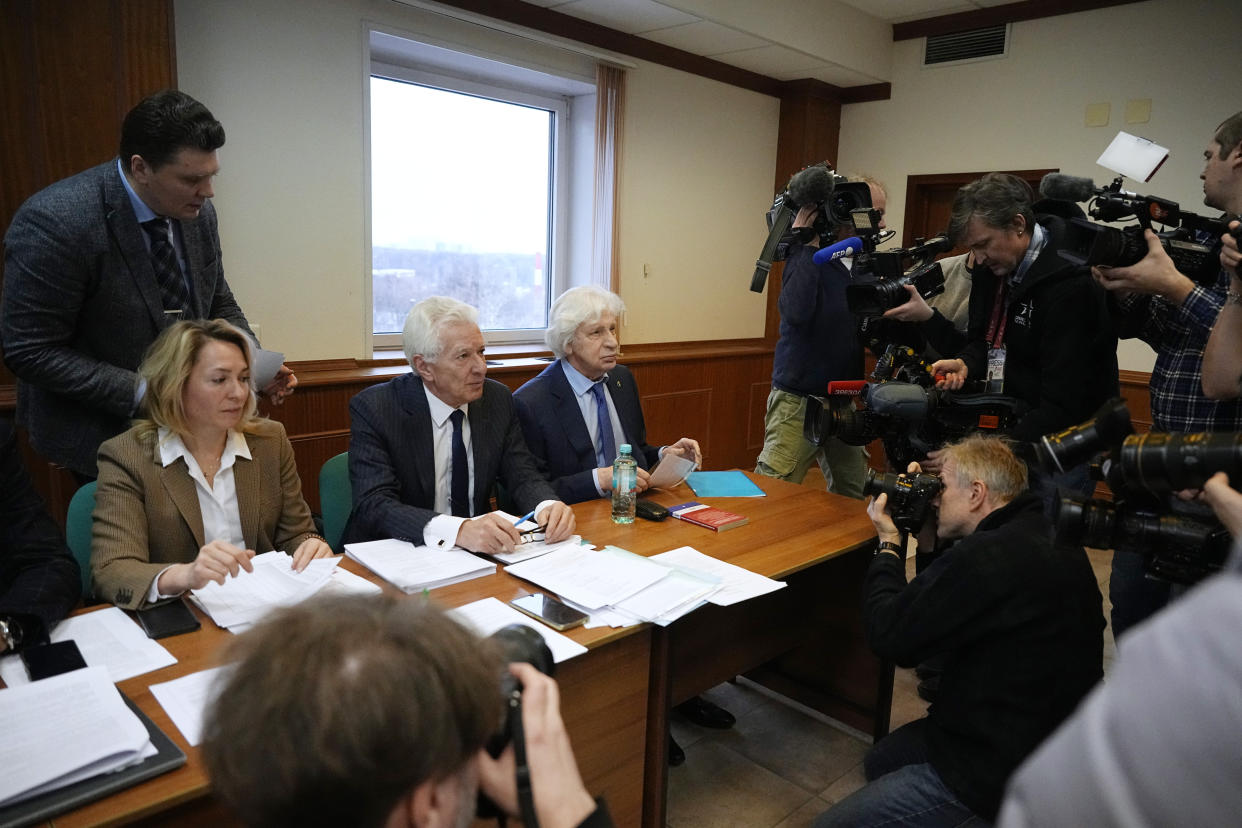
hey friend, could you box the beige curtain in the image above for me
[592,64,625,293]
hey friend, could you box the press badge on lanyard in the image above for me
[985,279,1009,393]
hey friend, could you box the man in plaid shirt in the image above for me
[1091,110,1242,642]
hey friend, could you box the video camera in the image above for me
[863,467,943,535]
[751,162,873,293]
[1038,173,1228,285]
[804,345,1027,470]
[479,624,555,825]
[845,227,953,316]
[1036,399,1237,584]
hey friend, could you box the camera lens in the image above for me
[1119,431,1242,492]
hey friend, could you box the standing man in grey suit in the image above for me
[1,90,295,479]
[346,296,575,555]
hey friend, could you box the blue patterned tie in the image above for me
[141,218,189,319]
[590,381,616,467]
[449,409,470,517]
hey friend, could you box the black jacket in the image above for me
[922,216,1119,441]
[863,492,1105,819]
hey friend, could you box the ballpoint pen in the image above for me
[513,509,537,526]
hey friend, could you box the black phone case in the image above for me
[21,640,88,681]
[136,600,201,639]
[635,500,670,521]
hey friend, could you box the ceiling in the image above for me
[520,0,1045,87]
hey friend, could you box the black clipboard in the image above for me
[0,692,187,828]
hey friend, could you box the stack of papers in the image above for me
[0,607,176,687]
[345,539,495,593]
[504,544,784,628]
[149,666,230,747]
[190,551,340,630]
[0,667,152,808]
[449,597,587,663]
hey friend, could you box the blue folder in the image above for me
[685,471,766,497]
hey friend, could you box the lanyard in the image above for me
[986,277,1010,349]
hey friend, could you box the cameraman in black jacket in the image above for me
[815,436,1104,827]
[883,174,1119,511]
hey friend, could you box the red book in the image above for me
[667,501,749,532]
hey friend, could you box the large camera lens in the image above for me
[485,624,554,758]
[804,396,878,446]
[1036,398,1133,474]
[1052,496,1118,549]
[1118,431,1242,492]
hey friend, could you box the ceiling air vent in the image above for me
[924,24,1008,66]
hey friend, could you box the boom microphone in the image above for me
[1039,173,1097,202]
[787,165,835,208]
[812,236,863,264]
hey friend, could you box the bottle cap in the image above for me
[620,444,632,453]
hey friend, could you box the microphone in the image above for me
[787,165,835,208]
[826,380,867,396]
[812,236,863,264]
[1039,173,1098,202]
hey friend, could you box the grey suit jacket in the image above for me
[90,420,318,610]
[1,161,253,476]
[344,373,558,545]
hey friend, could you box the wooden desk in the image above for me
[37,473,883,828]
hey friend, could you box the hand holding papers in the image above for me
[190,550,339,630]
[648,452,696,489]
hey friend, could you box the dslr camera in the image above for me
[1038,173,1228,286]
[863,467,943,535]
[845,227,953,317]
[751,162,873,293]
[1037,399,1237,584]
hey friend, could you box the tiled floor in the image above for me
[665,494,1117,828]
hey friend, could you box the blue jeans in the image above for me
[815,721,989,828]
[1109,547,1171,643]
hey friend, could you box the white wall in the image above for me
[174,0,778,359]
[837,0,1242,372]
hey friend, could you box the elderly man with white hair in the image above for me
[514,287,725,764]
[344,296,575,555]
[513,286,700,504]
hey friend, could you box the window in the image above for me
[368,31,598,348]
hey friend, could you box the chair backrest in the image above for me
[318,451,352,554]
[66,481,97,597]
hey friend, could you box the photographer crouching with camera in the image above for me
[201,595,610,828]
[815,436,1104,828]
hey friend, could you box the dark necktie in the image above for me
[590,381,616,467]
[449,408,470,518]
[141,218,189,319]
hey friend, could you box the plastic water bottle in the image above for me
[611,444,637,524]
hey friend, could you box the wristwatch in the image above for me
[0,616,20,652]
[876,540,904,557]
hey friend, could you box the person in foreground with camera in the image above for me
[202,594,611,828]
[1197,110,1242,399]
[815,435,1104,828]
[882,174,1118,508]
[90,319,331,610]
[755,172,887,498]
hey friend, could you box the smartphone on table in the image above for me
[22,640,88,681]
[509,592,588,632]
[136,598,201,639]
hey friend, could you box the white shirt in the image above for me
[422,387,474,548]
[146,428,252,601]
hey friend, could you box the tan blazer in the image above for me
[91,419,319,609]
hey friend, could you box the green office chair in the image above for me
[319,451,352,554]
[66,480,97,598]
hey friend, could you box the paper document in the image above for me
[0,667,151,807]
[484,511,589,564]
[651,546,786,606]
[345,539,494,593]
[251,347,285,390]
[149,666,230,747]
[612,566,721,626]
[190,551,339,630]
[0,607,176,688]
[648,453,696,489]
[505,545,669,610]
[450,597,587,663]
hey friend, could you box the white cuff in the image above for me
[425,513,468,549]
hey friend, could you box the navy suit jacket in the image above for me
[0,421,80,649]
[1,161,253,476]
[344,373,558,544]
[513,361,659,504]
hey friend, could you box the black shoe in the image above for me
[675,695,736,729]
[668,734,686,766]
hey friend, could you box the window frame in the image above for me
[368,61,571,349]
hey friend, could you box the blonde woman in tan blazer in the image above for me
[91,319,330,609]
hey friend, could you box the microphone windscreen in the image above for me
[788,165,835,207]
[1039,173,1097,202]
[813,236,863,264]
